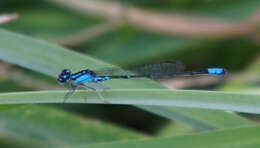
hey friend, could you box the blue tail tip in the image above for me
[206,68,227,75]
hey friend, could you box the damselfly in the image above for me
[57,60,227,103]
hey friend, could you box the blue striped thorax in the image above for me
[57,69,110,84]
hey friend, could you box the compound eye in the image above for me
[57,77,66,83]
[61,69,71,74]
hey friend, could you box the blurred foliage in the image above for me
[0,0,102,41]
[119,0,260,19]
[0,105,146,147]
[0,0,260,147]
[0,79,32,92]
[74,30,260,69]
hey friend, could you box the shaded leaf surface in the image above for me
[0,105,146,147]
[63,125,260,148]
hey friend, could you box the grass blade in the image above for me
[0,105,145,147]
[0,90,260,114]
[62,125,260,148]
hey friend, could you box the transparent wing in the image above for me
[94,60,185,79]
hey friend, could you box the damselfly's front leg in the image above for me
[63,81,78,103]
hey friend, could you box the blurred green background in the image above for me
[1,0,260,147]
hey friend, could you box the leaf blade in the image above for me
[61,125,260,148]
[0,90,260,114]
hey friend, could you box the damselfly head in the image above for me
[57,69,71,84]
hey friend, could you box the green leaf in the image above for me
[62,125,260,148]
[0,29,109,77]
[0,105,146,147]
[138,106,255,131]
[0,90,260,115]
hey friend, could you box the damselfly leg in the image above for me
[63,81,78,103]
[79,83,109,104]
